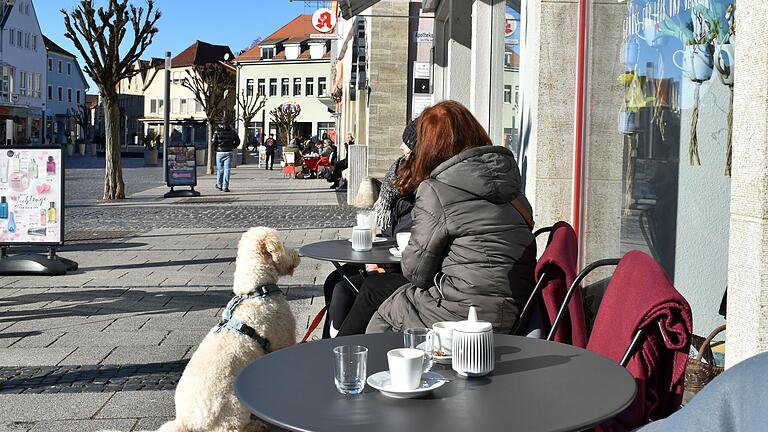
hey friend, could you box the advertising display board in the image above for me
[166,145,197,187]
[258,145,267,169]
[0,147,63,246]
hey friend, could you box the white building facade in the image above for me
[235,15,335,146]
[43,36,89,144]
[0,0,46,144]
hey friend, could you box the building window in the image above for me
[246,79,254,97]
[261,47,274,60]
[47,58,52,71]
[503,85,512,104]
[318,77,327,97]
[257,78,265,95]
[180,98,187,113]
[281,78,289,96]
[195,100,202,112]
[16,31,21,47]
[1,67,12,101]
[305,77,314,96]
[67,63,72,75]
[269,78,277,96]
[293,78,301,96]
[515,85,520,105]
[57,87,62,101]
[47,85,52,100]
[8,28,13,46]
[32,35,36,51]
[171,98,180,114]
[19,71,26,96]
[34,74,40,98]
[24,33,29,49]
[157,99,164,112]
[67,88,72,102]
[317,122,335,141]
[150,99,157,114]
[76,90,81,104]
[58,61,62,74]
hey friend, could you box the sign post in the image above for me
[163,144,200,198]
[0,146,78,275]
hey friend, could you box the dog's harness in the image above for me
[214,284,281,353]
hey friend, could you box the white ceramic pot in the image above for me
[715,43,734,86]
[451,306,495,377]
[673,44,714,82]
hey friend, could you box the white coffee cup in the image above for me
[431,321,457,356]
[387,348,424,390]
[351,226,372,251]
[396,232,411,252]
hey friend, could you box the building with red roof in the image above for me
[235,14,335,144]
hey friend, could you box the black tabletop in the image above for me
[236,333,636,432]
[299,239,401,265]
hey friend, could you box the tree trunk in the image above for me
[103,94,126,200]
[207,121,216,175]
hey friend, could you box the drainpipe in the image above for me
[572,0,590,250]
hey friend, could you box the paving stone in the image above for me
[57,347,115,366]
[52,331,167,348]
[133,416,174,431]
[101,346,189,364]
[0,393,113,422]
[28,419,136,432]
[95,390,175,418]
[0,348,75,367]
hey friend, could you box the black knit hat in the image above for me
[402,118,418,151]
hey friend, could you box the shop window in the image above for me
[581,0,736,333]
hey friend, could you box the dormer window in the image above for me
[261,47,275,60]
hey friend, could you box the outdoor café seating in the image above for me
[235,225,694,431]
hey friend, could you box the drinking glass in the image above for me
[403,327,434,372]
[333,345,368,395]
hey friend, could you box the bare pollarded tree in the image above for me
[236,88,267,161]
[62,0,161,200]
[181,63,236,174]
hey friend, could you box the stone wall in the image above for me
[726,0,768,367]
[366,0,411,179]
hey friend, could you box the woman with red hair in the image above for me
[367,101,537,334]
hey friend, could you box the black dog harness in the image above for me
[214,284,282,353]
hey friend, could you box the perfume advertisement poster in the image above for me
[166,146,196,187]
[0,148,63,245]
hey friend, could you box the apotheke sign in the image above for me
[312,8,337,33]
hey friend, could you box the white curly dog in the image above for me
[103,227,300,432]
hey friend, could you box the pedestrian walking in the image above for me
[264,135,276,170]
[212,117,240,192]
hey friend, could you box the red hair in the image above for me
[395,101,491,195]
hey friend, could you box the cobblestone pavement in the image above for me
[0,161,352,431]
[65,205,356,233]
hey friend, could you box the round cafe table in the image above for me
[299,240,400,294]
[236,333,636,432]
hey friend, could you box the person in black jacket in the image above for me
[264,135,276,170]
[322,120,418,338]
[212,117,240,192]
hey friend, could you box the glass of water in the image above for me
[404,327,433,372]
[333,345,368,395]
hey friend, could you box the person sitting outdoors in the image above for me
[327,134,353,189]
[283,140,304,168]
[322,120,418,338]
[367,100,537,334]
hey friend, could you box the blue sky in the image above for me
[37,0,314,91]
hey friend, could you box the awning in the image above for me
[339,0,382,19]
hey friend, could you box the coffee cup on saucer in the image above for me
[387,348,423,390]
[396,232,411,253]
[431,321,457,357]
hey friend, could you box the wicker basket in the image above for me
[685,324,726,395]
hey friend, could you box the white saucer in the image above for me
[366,371,446,399]
[389,247,403,258]
[348,237,388,244]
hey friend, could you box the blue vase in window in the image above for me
[7,211,15,233]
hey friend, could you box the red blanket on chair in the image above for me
[587,250,692,431]
[536,221,586,347]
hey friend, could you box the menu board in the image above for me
[0,147,63,245]
[166,145,197,187]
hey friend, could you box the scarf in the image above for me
[372,156,406,232]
